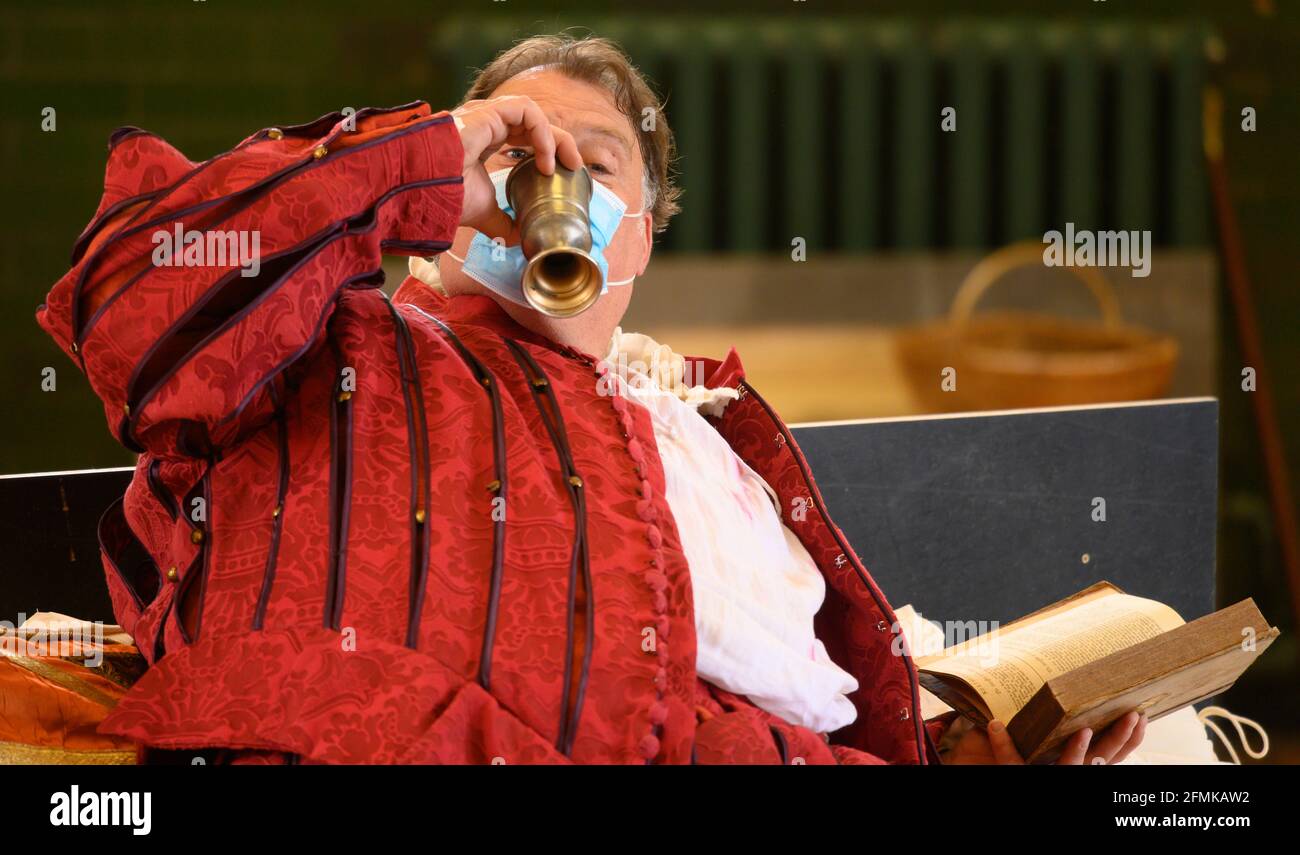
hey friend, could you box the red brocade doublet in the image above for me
[38,103,937,764]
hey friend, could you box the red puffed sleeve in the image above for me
[37,102,464,456]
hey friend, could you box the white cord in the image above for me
[1197,705,1269,764]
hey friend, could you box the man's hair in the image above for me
[462,33,680,234]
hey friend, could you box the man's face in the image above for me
[439,68,654,355]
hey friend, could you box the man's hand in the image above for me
[452,96,583,241]
[945,711,1148,765]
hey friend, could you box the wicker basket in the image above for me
[894,242,1180,412]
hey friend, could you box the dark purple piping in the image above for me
[153,593,172,663]
[146,457,178,521]
[96,496,161,612]
[478,358,509,689]
[324,337,353,631]
[272,101,429,139]
[253,387,290,631]
[174,419,214,460]
[74,115,455,347]
[108,126,150,149]
[118,177,457,449]
[78,160,314,340]
[504,339,593,757]
[71,190,160,266]
[567,488,593,757]
[176,470,212,645]
[116,411,142,454]
[504,343,578,749]
[121,220,350,441]
[740,381,928,764]
[770,725,790,765]
[174,553,202,646]
[208,268,386,436]
[535,372,594,758]
[924,720,942,764]
[70,130,272,351]
[405,315,434,652]
[382,297,432,650]
[406,306,509,688]
[382,239,450,254]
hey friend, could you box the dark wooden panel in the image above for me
[792,399,1219,625]
[0,467,132,622]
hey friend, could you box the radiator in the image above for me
[435,18,1215,253]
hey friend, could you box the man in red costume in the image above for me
[38,34,1145,764]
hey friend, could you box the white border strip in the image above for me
[0,465,135,481]
[790,396,1217,429]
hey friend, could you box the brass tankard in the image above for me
[505,156,602,317]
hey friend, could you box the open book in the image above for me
[914,582,1279,763]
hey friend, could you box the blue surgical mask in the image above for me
[445,167,643,308]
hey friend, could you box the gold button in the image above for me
[272,504,282,519]
[312,144,328,160]
[532,378,549,388]
[190,529,204,545]
[70,342,79,354]
[122,403,131,415]
[267,128,284,140]
[480,377,491,388]
[567,475,583,488]
[414,509,426,524]
[486,479,501,493]
[166,566,178,582]
[337,391,352,402]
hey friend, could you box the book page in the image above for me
[916,591,1184,724]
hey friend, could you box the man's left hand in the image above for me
[945,710,1148,765]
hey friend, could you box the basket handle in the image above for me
[950,241,1123,329]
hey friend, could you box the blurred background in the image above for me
[1,0,1296,760]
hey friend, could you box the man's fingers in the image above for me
[458,96,556,172]
[490,96,556,173]
[1057,727,1092,765]
[499,123,583,173]
[1109,713,1148,765]
[458,97,584,177]
[1086,712,1139,765]
[986,721,1026,765]
[552,125,582,172]
[468,205,515,244]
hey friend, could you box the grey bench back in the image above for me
[792,398,1218,624]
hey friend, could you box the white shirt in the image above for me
[605,328,859,733]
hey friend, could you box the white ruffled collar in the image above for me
[604,327,739,418]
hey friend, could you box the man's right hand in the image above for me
[452,96,582,242]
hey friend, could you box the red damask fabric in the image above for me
[37,103,938,765]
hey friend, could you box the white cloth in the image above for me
[606,328,859,733]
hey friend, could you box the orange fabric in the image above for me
[79,199,154,317]
[0,641,142,764]
[328,103,438,151]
